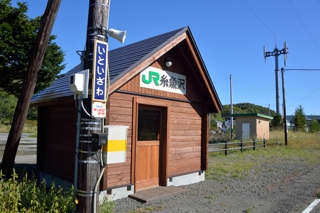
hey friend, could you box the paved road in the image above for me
[0,133,36,164]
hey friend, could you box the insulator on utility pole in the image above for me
[263,42,288,116]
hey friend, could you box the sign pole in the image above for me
[77,1,110,212]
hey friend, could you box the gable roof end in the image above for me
[31,27,222,112]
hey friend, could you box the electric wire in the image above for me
[242,0,275,36]
[81,100,93,118]
[276,0,320,63]
[264,86,274,108]
[287,86,320,108]
[243,0,308,69]
[243,0,320,114]
[214,77,229,84]
[288,0,320,53]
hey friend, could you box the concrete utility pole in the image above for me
[230,75,233,139]
[264,43,288,115]
[77,0,110,212]
[281,68,288,146]
[0,0,61,178]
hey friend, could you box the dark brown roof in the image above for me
[31,27,222,110]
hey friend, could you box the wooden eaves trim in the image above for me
[109,33,187,94]
[184,34,222,112]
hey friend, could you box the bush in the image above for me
[0,170,74,213]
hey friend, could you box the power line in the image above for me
[276,0,320,63]
[214,77,229,84]
[287,86,320,108]
[264,86,274,107]
[243,0,309,68]
[282,68,320,110]
[285,69,320,71]
[242,0,275,36]
[288,0,320,53]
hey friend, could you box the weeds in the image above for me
[243,206,254,213]
[99,197,116,213]
[204,195,216,200]
[0,170,74,213]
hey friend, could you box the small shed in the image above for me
[232,113,272,140]
[30,27,222,200]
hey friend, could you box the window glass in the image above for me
[138,108,160,141]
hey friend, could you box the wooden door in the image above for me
[135,105,161,191]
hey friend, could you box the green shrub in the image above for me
[0,170,74,213]
[99,197,116,213]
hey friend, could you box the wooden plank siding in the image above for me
[103,88,204,189]
[169,101,202,176]
[103,92,133,189]
[37,101,77,182]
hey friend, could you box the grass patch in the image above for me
[207,130,320,181]
[269,130,320,149]
[28,133,37,138]
[206,153,257,181]
[0,120,37,133]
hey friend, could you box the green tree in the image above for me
[210,113,224,129]
[309,119,320,133]
[0,91,17,124]
[0,0,65,97]
[293,105,307,131]
[271,114,282,129]
[220,103,276,120]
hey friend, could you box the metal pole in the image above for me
[281,68,288,146]
[264,44,288,117]
[230,75,233,139]
[275,48,280,115]
[73,97,82,212]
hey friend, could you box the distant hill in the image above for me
[219,103,276,120]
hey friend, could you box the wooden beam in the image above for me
[184,35,221,112]
[201,104,209,170]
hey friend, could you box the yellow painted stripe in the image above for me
[103,140,126,152]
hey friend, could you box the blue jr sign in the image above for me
[92,40,108,102]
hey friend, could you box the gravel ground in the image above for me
[114,156,320,213]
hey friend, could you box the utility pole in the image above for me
[281,68,288,146]
[264,43,288,115]
[279,68,320,146]
[76,0,110,212]
[230,75,233,139]
[0,0,61,178]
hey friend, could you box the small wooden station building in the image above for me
[232,113,273,140]
[31,27,222,200]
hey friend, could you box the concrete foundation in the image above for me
[167,171,205,186]
[99,185,134,202]
[40,171,204,202]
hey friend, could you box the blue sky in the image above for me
[13,0,320,116]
